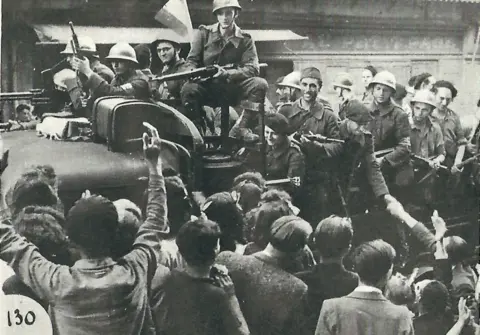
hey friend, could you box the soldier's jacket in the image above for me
[93,62,115,84]
[186,23,260,82]
[366,100,411,165]
[430,107,467,159]
[322,124,390,199]
[410,118,445,159]
[86,68,151,100]
[266,140,305,194]
[153,58,189,100]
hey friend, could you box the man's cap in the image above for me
[269,215,312,253]
[265,113,290,135]
[300,67,322,82]
[345,99,374,124]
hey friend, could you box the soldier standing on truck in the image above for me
[151,37,189,101]
[180,0,268,138]
[71,42,151,104]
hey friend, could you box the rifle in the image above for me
[411,154,448,172]
[151,63,268,83]
[296,133,345,144]
[265,176,301,187]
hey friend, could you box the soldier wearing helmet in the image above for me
[409,90,445,208]
[71,42,150,101]
[366,70,413,198]
[180,0,268,138]
[151,37,189,100]
[275,72,302,109]
[333,72,355,120]
[279,67,340,224]
[62,36,114,84]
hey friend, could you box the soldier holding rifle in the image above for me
[180,0,268,138]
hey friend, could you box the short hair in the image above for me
[13,206,72,265]
[364,65,378,77]
[385,273,415,306]
[432,80,458,99]
[314,215,353,258]
[134,43,151,69]
[165,175,191,235]
[232,172,266,190]
[445,236,471,264]
[351,239,396,286]
[269,215,312,253]
[260,189,292,203]
[408,75,418,87]
[21,165,57,188]
[250,200,293,248]
[66,195,119,258]
[393,84,407,104]
[420,280,449,315]
[203,192,246,251]
[10,178,58,216]
[414,72,433,90]
[176,217,221,267]
[16,104,31,114]
[232,182,262,214]
[111,209,142,259]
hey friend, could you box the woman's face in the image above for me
[265,126,284,147]
[362,69,374,88]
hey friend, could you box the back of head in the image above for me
[251,200,293,248]
[232,172,266,190]
[176,217,221,267]
[260,189,292,203]
[445,236,470,264]
[420,280,449,315]
[269,215,312,253]
[112,199,143,258]
[13,206,72,265]
[314,215,353,258]
[11,178,58,217]
[134,43,152,69]
[393,83,407,104]
[232,182,262,214]
[364,65,378,77]
[204,192,245,251]
[414,72,433,90]
[352,239,396,286]
[165,175,191,235]
[66,195,118,258]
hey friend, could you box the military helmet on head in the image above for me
[333,72,354,90]
[212,0,242,14]
[106,42,138,64]
[410,90,437,110]
[61,36,97,55]
[278,71,302,90]
[369,71,396,91]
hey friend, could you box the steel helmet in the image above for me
[53,69,77,91]
[410,89,437,110]
[333,72,354,90]
[212,0,242,14]
[61,36,97,55]
[369,71,396,91]
[106,42,138,64]
[278,71,302,90]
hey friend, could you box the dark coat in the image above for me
[266,139,305,193]
[153,58,189,100]
[186,23,260,82]
[86,68,151,100]
[92,62,115,84]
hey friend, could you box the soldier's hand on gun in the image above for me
[70,57,93,77]
[212,65,228,80]
[451,164,463,175]
[428,158,441,170]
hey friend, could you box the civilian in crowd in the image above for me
[0,126,168,334]
[217,226,310,335]
[232,181,262,215]
[414,72,436,91]
[295,215,359,333]
[151,217,250,335]
[232,171,266,190]
[252,215,312,274]
[3,205,73,310]
[9,178,58,218]
[384,272,415,308]
[9,104,39,131]
[315,239,414,335]
[361,65,378,104]
[203,192,247,253]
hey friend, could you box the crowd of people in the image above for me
[0,124,478,335]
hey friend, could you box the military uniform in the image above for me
[92,62,115,84]
[153,58,189,101]
[265,140,305,196]
[366,100,413,193]
[279,98,340,225]
[85,68,151,101]
[180,23,268,134]
[410,118,445,206]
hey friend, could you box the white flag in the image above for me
[155,0,194,43]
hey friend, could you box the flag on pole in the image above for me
[155,0,194,44]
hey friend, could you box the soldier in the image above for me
[180,0,268,138]
[152,37,189,100]
[275,75,287,106]
[279,67,340,225]
[361,65,377,104]
[366,71,412,202]
[62,36,114,84]
[134,44,154,79]
[275,72,302,110]
[409,90,445,208]
[71,42,151,101]
[264,113,305,197]
[333,72,355,120]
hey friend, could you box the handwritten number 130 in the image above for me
[7,309,36,326]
